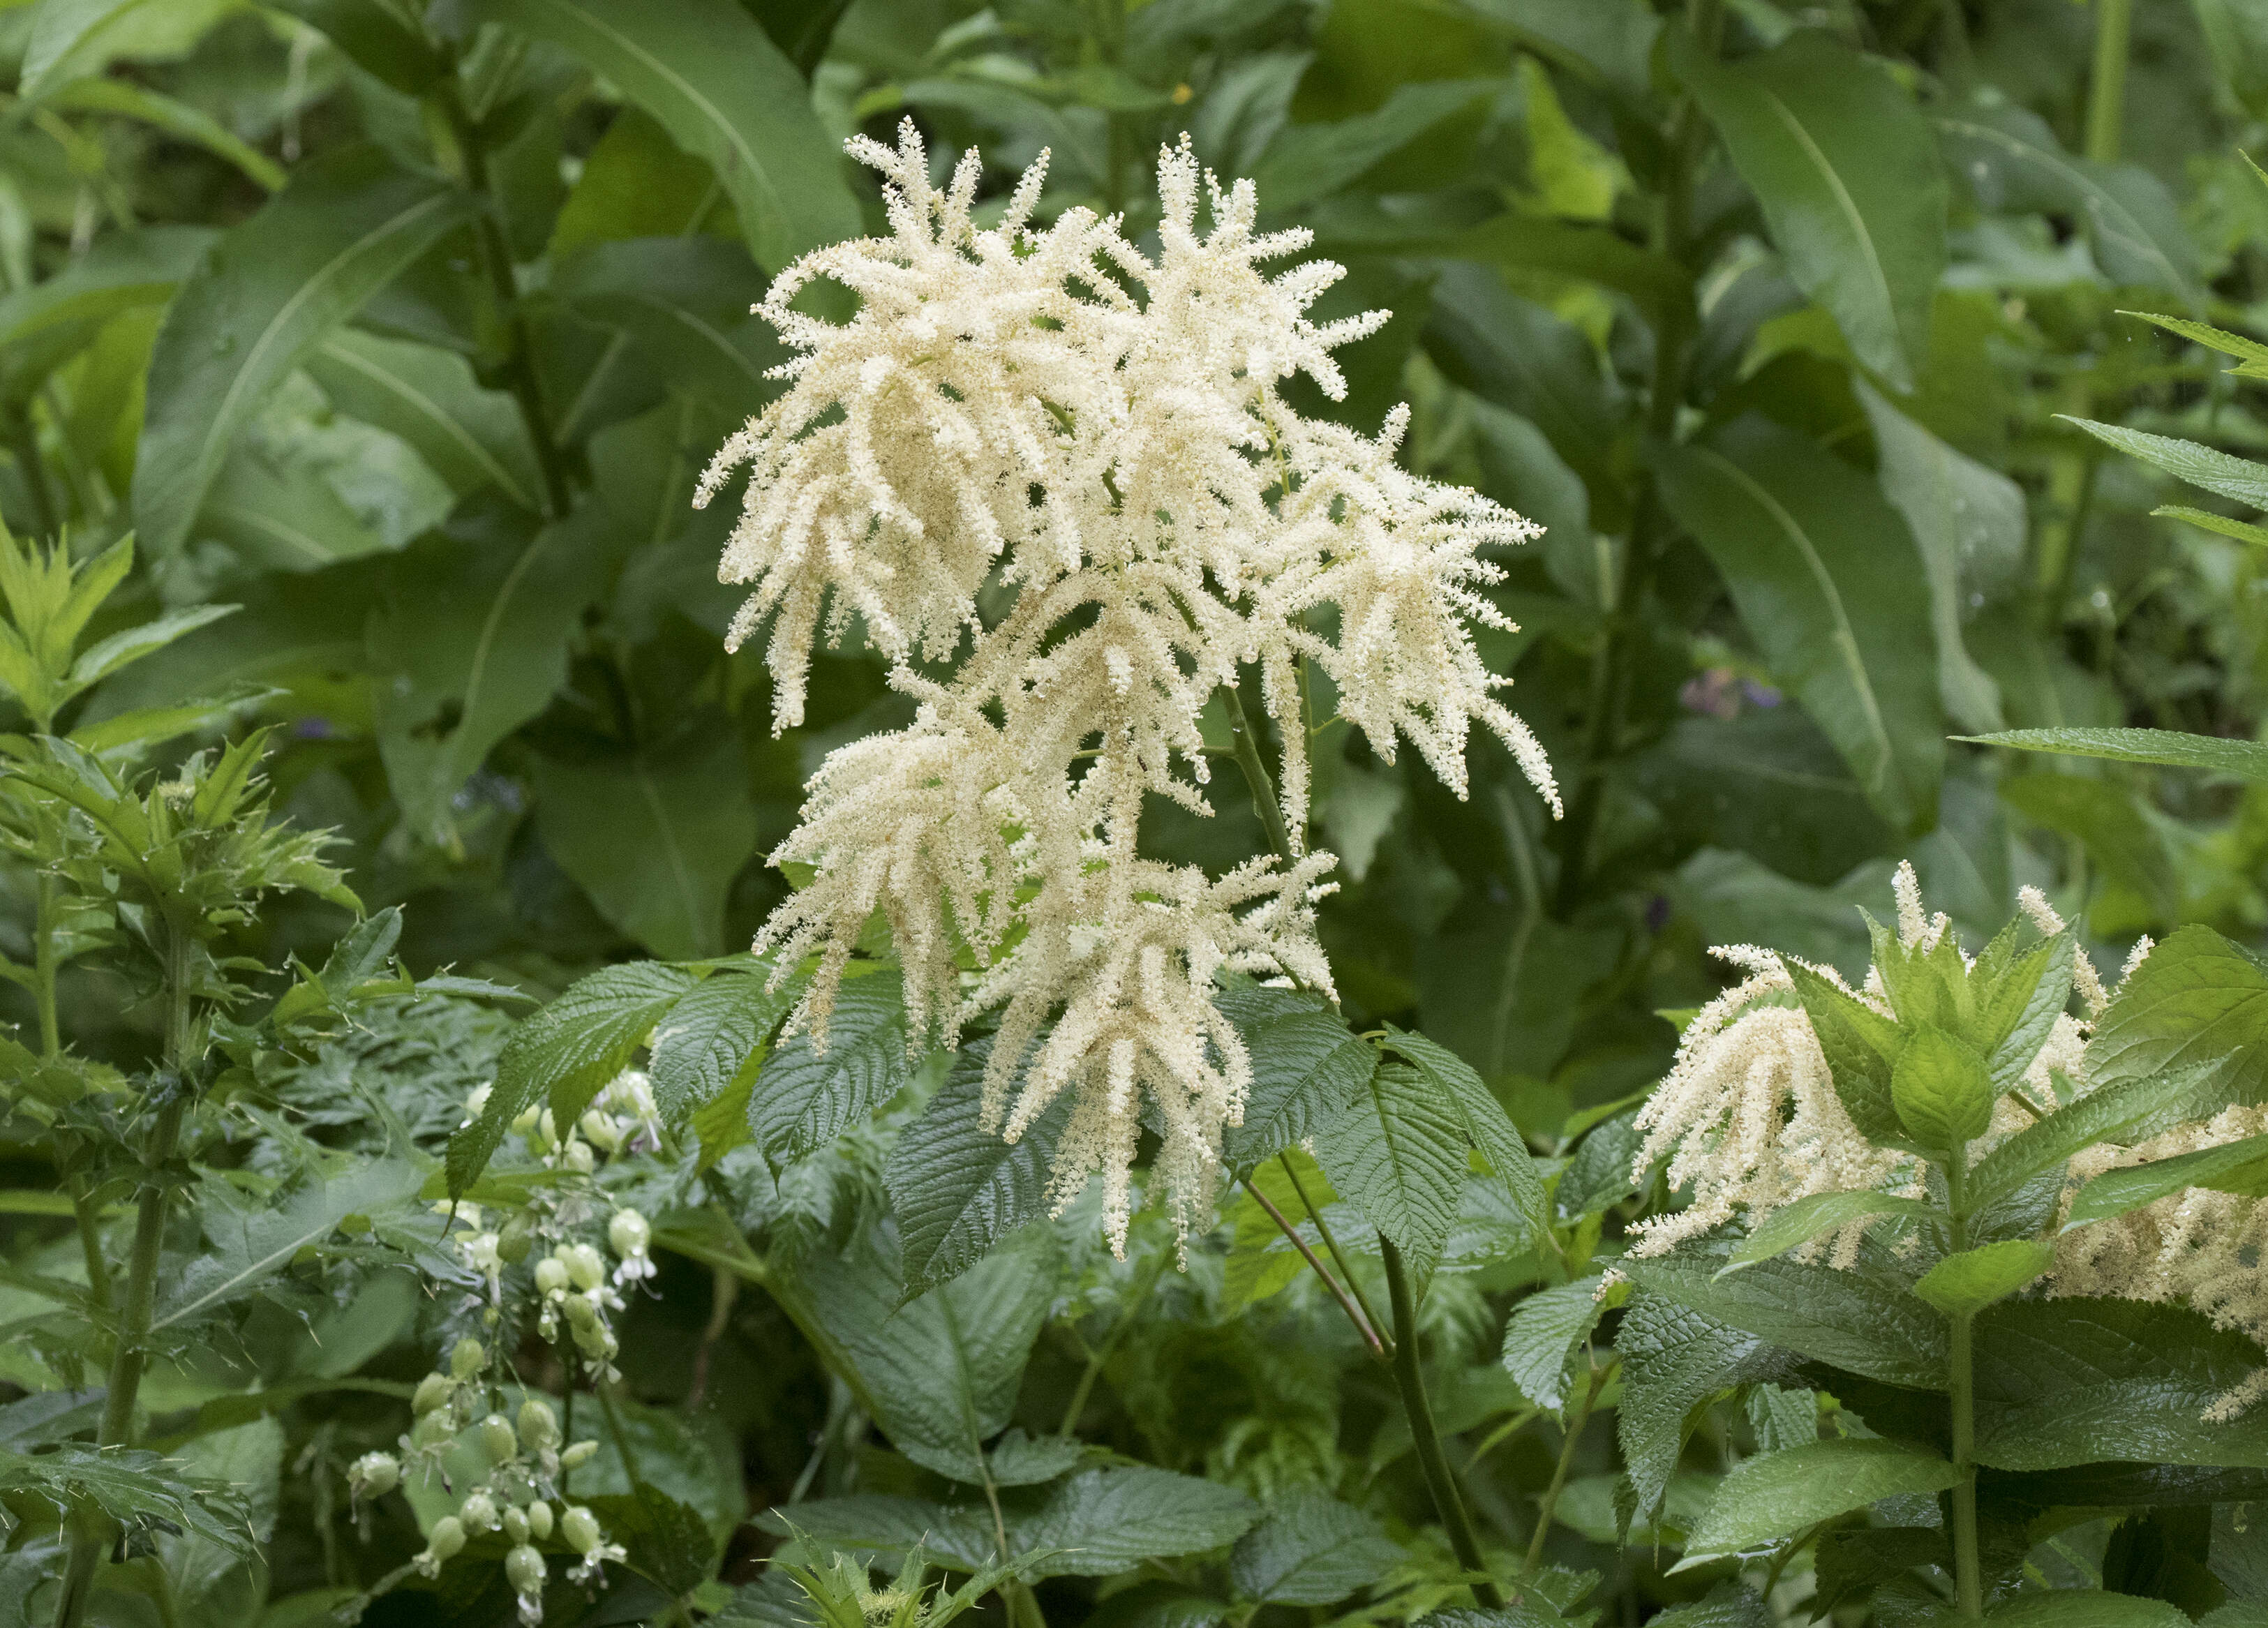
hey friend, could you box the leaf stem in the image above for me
[1221,682,1297,868]
[1946,1153,1983,1619]
[1057,1246,1169,1435]
[1381,1238,1505,1610]
[1524,1363,1607,1576]
[1241,1174,1385,1359]
[1276,1153,1391,1355]
[2083,0,2133,165]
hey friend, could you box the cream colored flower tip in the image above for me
[699,125,1557,1256]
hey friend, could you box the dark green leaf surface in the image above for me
[1313,1059,1468,1279]
[645,966,803,1129]
[1677,1439,1958,1567]
[1216,987,1375,1172]
[1226,1488,1403,1604]
[748,969,911,1170]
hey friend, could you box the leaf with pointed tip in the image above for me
[2060,416,2268,509]
[1313,1059,1467,1280]
[1382,1027,1549,1246]
[1960,727,2268,782]
[1723,1191,1937,1270]
[646,967,803,1130]
[1676,1440,1958,1569]
[747,969,911,1170]
[1217,987,1375,1173]
[2064,1130,2268,1231]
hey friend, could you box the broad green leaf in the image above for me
[549,105,731,256]
[1782,961,1904,1144]
[555,237,789,423]
[1962,726,2268,782]
[887,1033,1073,1292]
[2087,925,2268,1105]
[1723,1190,1937,1269]
[153,1158,423,1331]
[1913,1239,2052,1317]
[157,1417,282,1618]
[1988,1595,2193,1628]
[195,447,391,573]
[132,147,477,560]
[466,0,860,272]
[583,1479,716,1597]
[1935,103,2203,306]
[778,1223,1054,1484]
[1008,1467,1258,1579]
[1673,29,1945,389]
[1968,1057,2229,1210]
[368,502,618,843]
[1226,1487,1403,1606]
[2064,1130,2268,1230]
[1619,1240,1947,1388]
[448,960,693,1195]
[1974,1297,2268,1469]
[1457,0,1658,109]
[1248,80,1498,211]
[2061,415,2268,509]
[0,226,211,405]
[645,966,804,1129]
[1216,987,1375,1172]
[1313,1059,1469,1280]
[531,732,760,960]
[302,328,542,511]
[1675,1439,1958,1568]
[2155,505,2268,547]
[269,0,448,96]
[747,969,911,1170]
[0,1443,251,1551]
[1856,381,2009,733]
[1658,415,1944,833]
[17,0,235,99]
[1500,1274,1609,1411]
[48,77,283,191]
[2000,772,2178,923]
[1382,1027,1550,1245]
[1890,1024,1994,1151]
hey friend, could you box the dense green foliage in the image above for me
[15,1,2268,1627]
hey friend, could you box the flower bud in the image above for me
[561,1139,596,1174]
[562,1292,599,1330]
[428,1515,467,1560]
[349,1451,399,1499]
[506,1542,547,1595]
[450,1337,485,1380]
[562,1244,606,1292]
[560,1440,597,1470]
[465,1084,492,1121]
[459,1491,499,1532]
[497,1209,536,1264]
[518,1398,560,1452]
[561,1505,602,1555]
[530,1108,558,1151]
[412,1373,454,1416]
[479,1412,518,1463]
[410,1410,454,1450]
[525,1499,554,1539]
[608,1209,650,1260]
[580,1110,622,1152]
[535,1256,570,1296]
[511,1101,542,1134]
[502,1503,530,1544]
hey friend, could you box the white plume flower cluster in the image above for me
[697,124,1556,1252]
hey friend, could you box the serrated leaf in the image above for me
[2061,415,2268,509]
[646,967,803,1129]
[0,1442,251,1551]
[1913,1239,2052,1317]
[1987,1595,2193,1628]
[2154,505,2268,547]
[1675,1439,1958,1569]
[132,146,476,560]
[2088,925,2268,1105]
[583,1479,716,1596]
[1968,1056,2230,1211]
[748,969,910,1169]
[2063,1130,2268,1230]
[1890,1024,1994,1151]
[1723,1190,1937,1269]
[153,1158,423,1331]
[1313,1059,1467,1280]
[1226,1486,1403,1605]
[1782,960,1904,1142]
[1382,1027,1549,1245]
[1216,987,1375,1172]
[1961,727,2268,782]
[1500,1275,1610,1411]
[448,960,693,1195]
[887,1033,1071,1292]
[1616,1292,1797,1519]
[1009,1467,1258,1578]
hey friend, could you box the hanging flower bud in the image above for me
[559,1440,598,1470]
[608,1209,655,1285]
[478,1412,518,1463]
[502,1504,529,1544]
[449,1337,485,1380]
[518,1398,560,1454]
[348,1451,399,1502]
[507,1542,548,1625]
[412,1373,455,1417]
[414,1514,466,1578]
[525,1499,555,1540]
[562,1244,606,1293]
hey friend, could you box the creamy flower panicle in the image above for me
[698,124,1556,1251]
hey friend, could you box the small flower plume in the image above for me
[697,124,1556,1252]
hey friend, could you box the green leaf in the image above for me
[1723,1191,1937,1270]
[1856,381,2009,733]
[1987,1594,2193,1628]
[2087,923,2268,1103]
[132,146,477,561]
[1999,772,2179,923]
[302,328,542,511]
[1658,415,1944,833]
[1976,930,2075,1099]
[2154,504,2268,547]
[2121,309,2268,380]
[1382,1027,1550,1246]
[1935,103,2203,306]
[1248,80,1498,212]
[1313,1059,1468,1280]
[1500,1275,1609,1411]
[0,1442,251,1552]
[549,105,731,256]
[1614,1292,1804,1520]
[1216,987,1376,1173]
[269,0,447,96]
[1619,1241,1947,1388]
[555,237,788,424]
[531,733,761,960]
[778,1224,1054,1484]
[646,967,803,1130]
[1226,1487,1403,1606]
[1967,1056,2229,1211]
[369,502,618,843]
[1008,1467,1258,1579]
[1673,29,1945,389]
[157,1417,282,1617]
[2061,415,2268,509]
[1782,960,1905,1143]
[747,969,911,1170]
[0,227,213,406]
[195,447,391,572]
[1961,726,2268,782]
[887,1033,1072,1293]
[47,77,285,192]
[67,603,235,689]
[2063,1130,2268,1231]
[1974,1297,2268,1469]
[1913,1239,2053,1317]
[1890,1024,1994,1151]
[466,0,861,272]
[153,1158,423,1331]
[583,1479,717,1596]
[448,960,693,1195]
[17,0,235,100]
[1674,1439,1958,1569]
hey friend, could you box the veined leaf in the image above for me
[1008,1467,1258,1579]
[1722,1190,1937,1271]
[646,966,803,1130]
[466,0,860,272]
[2060,416,2268,509]
[1659,415,1944,833]
[154,1158,424,1331]
[1675,1439,1958,1569]
[1313,1059,1468,1280]
[2064,1130,2268,1231]
[1615,1292,1803,1520]
[2088,925,2268,1106]
[1913,1239,2053,1317]
[747,969,911,1170]
[302,328,542,511]
[1987,1595,2192,1628]
[2154,505,2268,547]
[2121,309,2268,380]
[1216,986,1376,1173]
[1248,80,1498,211]
[47,77,285,191]
[1382,1026,1550,1246]
[17,0,235,99]
[133,146,477,560]
[1968,1056,2231,1211]
[1961,726,2268,782]
[1673,29,1945,389]
[1500,1274,1611,1411]
[1227,1488,1403,1606]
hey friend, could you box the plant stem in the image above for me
[1222,682,1297,867]
[1276,1153,1390,1352]
[6,405,59,540]
[1057,1246,1168,1435]
[54,923,195,1628]
[1551,0,1724,917]
[1242,1175,1385,1357]
[2083,0,2133,165]
[1382,1239,1505,1610]
[33,873,61,1059]
[1524,1364,1606,1576]
[438,81,573,520]
[1945,1155,1983,1619]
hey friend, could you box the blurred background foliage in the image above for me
[7,0,2268,1618]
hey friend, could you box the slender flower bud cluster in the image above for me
[699,123,1556,1252]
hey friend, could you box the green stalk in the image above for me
[1382,1239,1505,1611]
[1242,1174,1385,1357]
[6,406,59,540]
[54,923,195,1628]
[1222,683,1297,870]
[2083,0,2133,165]
[1945,1154,1983,1619]
[1277,1152,1391,1353]
[1524,1365,1607,1575]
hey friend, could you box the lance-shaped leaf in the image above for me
[1217,987,1376,1173]
[2060,416,2268,510]
[747,969,911,1170]
[1313,1059,1468,1280]
[1676,1440,1959,1569]
[2087,925,2268,1106]
[1500,1274,1611,1411]
[1616,1291,1801,1520]
[302,328,542,511]
[0,226,212,407]
[645,966,804,1130]
[1381,1027,1549,1246]
[154,1158,424,1331]
[1673,29,1946,389]
[1722,1190,1937,1271]
[2064,1130,2268,1231]
[1962,726,2268,782]
[1659,415,1944,833]
[1782,959,1904,1143]
[1968,1056,2231,1211]
[1914,1240,2053,1319]
[133,146,477,560]
[466,0,860,272]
